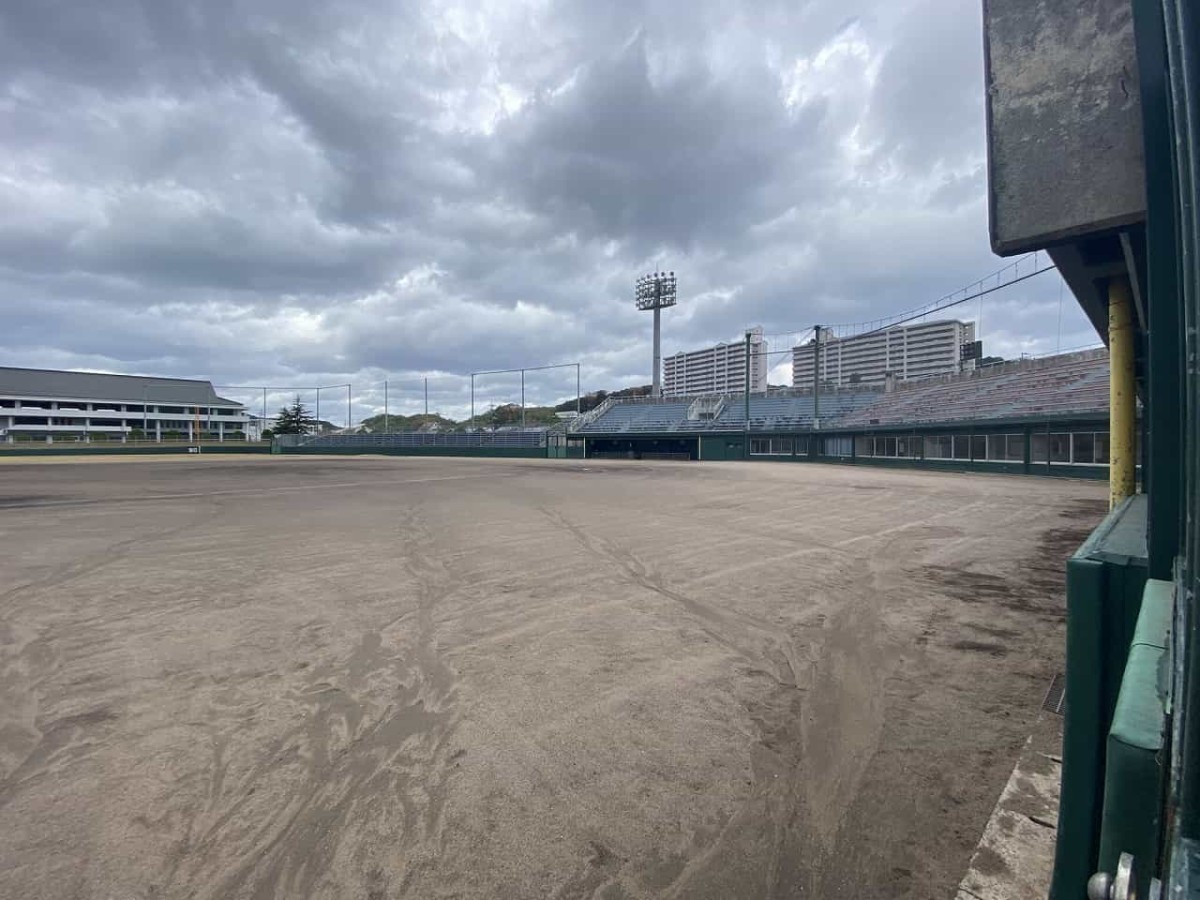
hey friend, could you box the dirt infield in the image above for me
[0,456,1106,899]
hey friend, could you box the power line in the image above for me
[821,251,1051,339]
[853,264,1056,338]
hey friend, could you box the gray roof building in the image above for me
[0,367,239,406]
[0,366,247,444]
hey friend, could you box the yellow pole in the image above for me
[1108,276,1136,509]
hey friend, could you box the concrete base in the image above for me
[957,712,1064,899]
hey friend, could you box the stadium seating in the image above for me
[576,349,1111,435]
[838,350,1109,427]
[574,392,880,433]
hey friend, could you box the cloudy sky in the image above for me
[0,0,1098,423]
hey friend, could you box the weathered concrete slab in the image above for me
[984,0,1145,254]
[958,711,1065,898]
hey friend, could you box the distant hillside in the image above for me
[360,412,456,433]
[554,384,652,414]
[469,403,560,428]
[357,384,655,432]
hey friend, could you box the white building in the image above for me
[793,319,978,388]
[663,327,769,396]
[0,367,249,443]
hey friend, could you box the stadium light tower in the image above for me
[635,271,678,397]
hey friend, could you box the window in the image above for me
[1072,432,1095,464]
[971,434,986,460]
[823,435,853,457]
[981,434,1024,461]
[1031,432,1048,463]
[1095,432,1110,464]
[858,435,922,458]
[953,435,971,460]
[1005,434,1025,461]
[1049,433,1070,463]
[924,435,953,459]
[750,437,793,456]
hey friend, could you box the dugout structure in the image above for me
[983,1,1197,897]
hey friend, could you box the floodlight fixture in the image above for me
[634,271,679,396]
[635,271,678,311]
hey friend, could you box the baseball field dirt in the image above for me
[0,455,1106,899]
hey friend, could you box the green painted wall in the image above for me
[813,455,1108,479]
[281,446,547,458]
[700,435,745,460]
[0,444,271,457]
[1098,579,1171,899]
[1053,497,1150,899]
[580,421,1111,478]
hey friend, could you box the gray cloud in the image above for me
[0,0,1097,421]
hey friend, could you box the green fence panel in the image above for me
[1098,579,1173,897]
[1053,496,1149,899]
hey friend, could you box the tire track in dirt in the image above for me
[160,500,465,900]
[540,504,848,898]
[659,525,924,900]
[539,506,806,691]
[0,503,226,792]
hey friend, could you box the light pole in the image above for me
[813,325,821,429]
[635,271,678,397]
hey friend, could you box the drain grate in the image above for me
[1042,672,1066,716]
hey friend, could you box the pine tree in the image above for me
[273,397,317,435]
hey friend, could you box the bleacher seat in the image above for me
[577,349,1111,436]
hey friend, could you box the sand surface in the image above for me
[0,456,1105,898]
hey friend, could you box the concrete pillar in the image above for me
[155,420,161,442]
[218,421,225,442]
